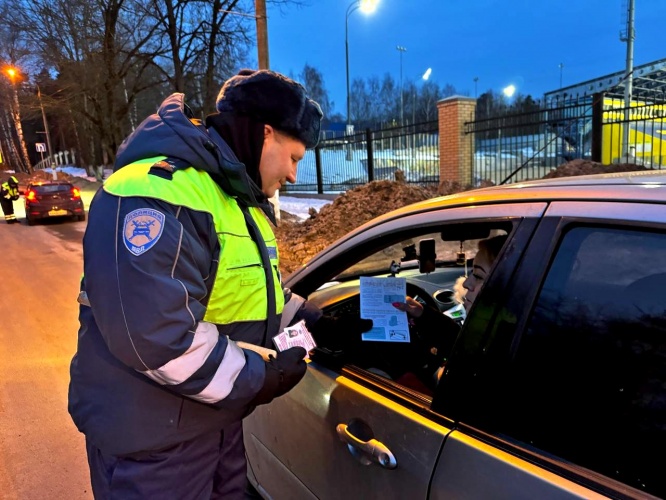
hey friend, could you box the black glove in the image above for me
[310,314,373,350]
[251,346,307,406]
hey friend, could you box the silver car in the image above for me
[245,171,666,500]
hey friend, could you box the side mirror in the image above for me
[418,238,436,274]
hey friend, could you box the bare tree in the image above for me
[299,63,331,117]
[0,4,33,171]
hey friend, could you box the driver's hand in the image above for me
[392,296,424,318]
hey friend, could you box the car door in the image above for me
[244,202,547,500]
[431,200,666,499]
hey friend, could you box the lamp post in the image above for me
[412,67,431,125]
[345,0,380,132]
[4,66,32,173]
[558,63,564,89]
[396,45,407,126]
[36,84,56,179]
[473,76,479,98]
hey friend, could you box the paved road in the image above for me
[0,213,91,499]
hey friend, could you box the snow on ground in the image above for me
[275,196,331,220]
[53,165,332,220]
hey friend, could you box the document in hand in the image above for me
[273,320,317,359]
[360,276,410,343]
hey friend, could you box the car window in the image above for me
[497,226,666,497]
[309,222,511,398]
[338,233,477,278]
[33,184,72,193]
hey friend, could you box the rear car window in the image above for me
[33,184,72,193]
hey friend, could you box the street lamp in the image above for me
[558,62,564,89]
[412,67,431,125]
[345,0,380,132]
[4,66,32,173]
[503,84,516,98]
[396,45,407,126]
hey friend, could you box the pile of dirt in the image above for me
[543,159,648,178]
[275,180,439,276]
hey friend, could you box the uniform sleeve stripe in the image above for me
[141,321,219,385]
[192,340,247,403]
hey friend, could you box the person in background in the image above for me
[0,176,20,224]
[69,69,341,499]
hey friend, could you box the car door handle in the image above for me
[336,423,397,469]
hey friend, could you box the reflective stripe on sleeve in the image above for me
[141,321,218,385]
[193,340,247,403]
[141,322,245,403]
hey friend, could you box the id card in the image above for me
[272,320,317,359]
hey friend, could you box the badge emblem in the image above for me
[123,208,165,256]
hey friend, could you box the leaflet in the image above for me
[360,276,410,343]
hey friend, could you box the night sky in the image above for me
[266,0,666,114]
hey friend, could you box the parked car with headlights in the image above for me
[245,170,666,499]
[24,181,85,225]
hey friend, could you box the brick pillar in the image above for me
[438,96,477,185]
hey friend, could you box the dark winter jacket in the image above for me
[68,94,319,455]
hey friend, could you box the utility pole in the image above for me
[396,46,407,126]
[620,0,635,161]
[255,0,269,69]
[36,84,55,179]
[253,0,280,219]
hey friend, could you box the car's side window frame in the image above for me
[296,203,548,412]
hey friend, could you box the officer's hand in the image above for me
[310,314,373,350]
[251,346,307,406]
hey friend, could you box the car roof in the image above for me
[28,181,74,187]
[398,170,666,216]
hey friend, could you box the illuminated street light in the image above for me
[4,65,32,172]
[412,67,432,124]
[359,0,379,14]
[345,0,380,131]
[503,84,516,98]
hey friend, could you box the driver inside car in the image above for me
[391,235,508,393]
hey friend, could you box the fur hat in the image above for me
[216,69,323,148]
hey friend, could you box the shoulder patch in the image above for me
[123,208,165,256]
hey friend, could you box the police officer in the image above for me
[68,70,335,499]
[0,176,20,224]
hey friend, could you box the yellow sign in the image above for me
[602,98,666,164]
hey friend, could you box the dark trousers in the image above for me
[86,421,248,500]
[0,197,16,222]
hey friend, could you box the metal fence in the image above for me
[466,101,592,185]
[466,95,666,185]
[285,95,666,193]
[283,120,439,193]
